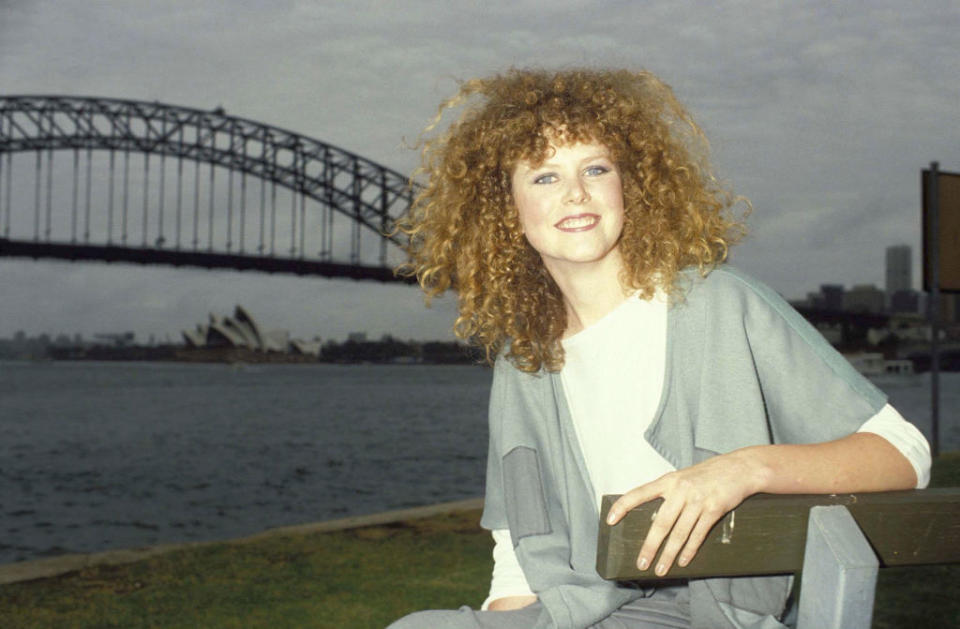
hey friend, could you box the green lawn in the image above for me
[0,508,494,629]
[1,453,958,629]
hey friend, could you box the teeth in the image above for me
[558,216,597,229]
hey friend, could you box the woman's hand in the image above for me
[604,449,768,576]
[604,434,919,577]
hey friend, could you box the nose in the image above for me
[564,178,591,204]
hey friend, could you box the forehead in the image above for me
[511,120,616,162]
[513,138,613,170]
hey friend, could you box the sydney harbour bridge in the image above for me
[0,95,911,351]
[0,95,415,282]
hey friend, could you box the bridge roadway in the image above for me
[0,236,413,282]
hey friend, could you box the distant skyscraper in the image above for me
[886,245,912,294]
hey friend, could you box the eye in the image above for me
[584,165,610,177]
[533,173,558,184]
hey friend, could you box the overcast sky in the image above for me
[1,0,958,343]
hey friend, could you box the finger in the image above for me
[677,511,724,568]
[635,498,684,571]
[651,507,702,576]
[606,484,661,526]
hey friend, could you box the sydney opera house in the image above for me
[182,306,321,357]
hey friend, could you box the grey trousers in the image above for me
[386,587,690,629]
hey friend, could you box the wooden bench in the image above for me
[597,489,960,628]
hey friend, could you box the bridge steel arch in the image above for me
[0,95,415,281]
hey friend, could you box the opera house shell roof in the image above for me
[182,306,321,357]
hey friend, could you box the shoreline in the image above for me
[0,497,484,586]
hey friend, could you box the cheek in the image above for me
[602,184,626,223]
[601,182,626,234]
[513,191,543,232]
[513,199,550,251]
[604,178,625,209]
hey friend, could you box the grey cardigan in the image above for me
[480,266,886,629]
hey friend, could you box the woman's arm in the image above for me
[487,595,538,611]
[605,432,917,577]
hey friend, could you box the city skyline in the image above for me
[0,236,945,343]
[2,242,942,348]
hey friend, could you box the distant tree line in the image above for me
[319,337,483,365]
[0,332,485,366]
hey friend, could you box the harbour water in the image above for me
[0,361,492,565]
[1,360,957,566]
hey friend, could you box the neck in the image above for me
[544,252,631,338]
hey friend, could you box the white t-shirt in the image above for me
[482,293,931,608]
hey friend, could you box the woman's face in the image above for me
[510,140,625,278]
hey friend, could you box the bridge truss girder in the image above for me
[0,95,414,279]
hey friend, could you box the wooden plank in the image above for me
[596,489,960,581]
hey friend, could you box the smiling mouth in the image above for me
[555,214,599,231]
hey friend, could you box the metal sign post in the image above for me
[927,162,941,458]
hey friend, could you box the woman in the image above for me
[388,68,930,629]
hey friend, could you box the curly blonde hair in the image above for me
[397,68,747,372]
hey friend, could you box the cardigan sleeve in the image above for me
[480,357,510,531]
[661,267,890,461]
[728,267,888,444]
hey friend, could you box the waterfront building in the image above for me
[820,284,844,311]
[843,284,885,314]
[890,289,920,314]
[938,293,960,325]
[182,306,319,356]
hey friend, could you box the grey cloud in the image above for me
[1,0,958,340]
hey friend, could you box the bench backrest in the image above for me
[596,488,960,580]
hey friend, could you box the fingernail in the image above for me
[606,511,617,525]
[655,563,666,576]
[637,557,648,571]
[678,556,689,567]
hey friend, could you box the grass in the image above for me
[2,454,958,629]
[0,510,492,629]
